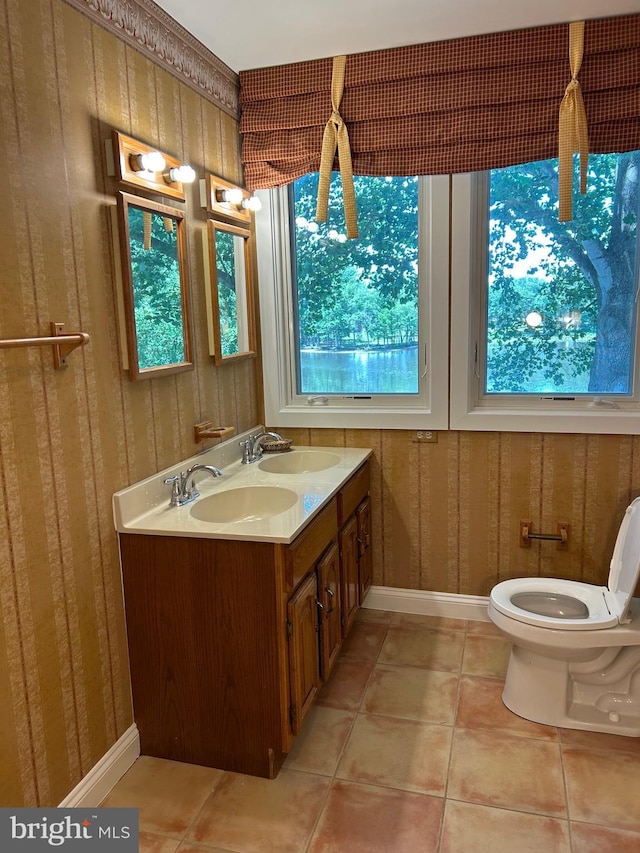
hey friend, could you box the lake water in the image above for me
[300,346,418,394]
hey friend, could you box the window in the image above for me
[451,153,640,434]
[257,155,640,434]
[256,175,449,429]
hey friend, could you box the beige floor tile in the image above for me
[466,619,504,637]
[316,658,374,711]
[440,800,571,853]
[456,675,558,740]
[308,779,444,853]
[570,821,640,852]
[101,756,223,838]
[448,728,566,817]
[336,712,452,796]
[390,613,467,632]
[178,844,236,853]
[363,663,458,725]
[563,747,640,830]
[378,625,465,672]
[559,727,640,755]
[187,769,330,853]
[356,608,394,624]
[461,633,511,678]
[139,832,181,853]
[338,621,388,662]
[283,705,354,775]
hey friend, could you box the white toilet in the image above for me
[488,496,640,737]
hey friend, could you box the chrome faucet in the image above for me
[164,463,222,507]
[239,431,283,464]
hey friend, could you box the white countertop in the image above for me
[113,433,371,544]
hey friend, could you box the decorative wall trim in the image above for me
[62,0,239,117]
[58,725,140,807]
[362,586,491,622]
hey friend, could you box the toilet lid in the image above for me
[608,496,640,622]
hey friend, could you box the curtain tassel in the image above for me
[558,21,589,222]
[316,55,359,239]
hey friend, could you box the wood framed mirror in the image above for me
[203,218,256,365]
[116,191,193,380]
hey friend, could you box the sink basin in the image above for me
[258,451,340,475]
[190,487,298,524]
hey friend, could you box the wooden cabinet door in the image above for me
[317,541,341,680]
[356,496,372,602]
[287,572,320,734]
[339,515,359,638]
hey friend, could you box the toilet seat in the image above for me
[490,578,617,629]
[491,496,640,631]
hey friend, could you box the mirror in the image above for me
[204,219,256,364]
[116,191,193,380]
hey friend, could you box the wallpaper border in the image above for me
[61,0,239,117]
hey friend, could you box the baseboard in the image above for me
[59,724,140,807]
[362,585,491,622]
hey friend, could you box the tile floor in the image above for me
[102,610,640,852]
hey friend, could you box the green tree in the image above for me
[128,208,185,368]
[213,229,240,356]
[488,152,640,393]
[293,174,418,341]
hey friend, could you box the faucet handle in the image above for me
[239,438,252,463]
[164,474,183,506]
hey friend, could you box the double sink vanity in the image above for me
[113,428,372,778]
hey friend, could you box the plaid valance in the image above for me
[239,14,640,190]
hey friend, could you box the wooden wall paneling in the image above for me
[0,616,23,806]
[463,432,495,596]
[0,0,251,806]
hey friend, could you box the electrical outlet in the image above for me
[415,430,438,443]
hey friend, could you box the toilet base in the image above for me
[502,644,640,737]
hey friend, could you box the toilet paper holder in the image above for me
[520,521,570,550]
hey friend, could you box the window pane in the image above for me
[485,152,640,396]
[291,174,419,395]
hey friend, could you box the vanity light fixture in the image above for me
[111,131,196,202]
[200,173,261,223]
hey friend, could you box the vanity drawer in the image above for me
[337,461,370,525]
[287,498,338,589]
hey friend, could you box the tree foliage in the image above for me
[488,152,640,393]
[128,208,185,369]
[293,174,419,349]
[213,228,240,356]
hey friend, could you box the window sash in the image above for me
[255,177,450,430]
[450,172,640,434]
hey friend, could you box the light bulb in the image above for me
[219,188,244,206]
[132,151,166,172]
[167,164,196,184]
[525,311,543,328]
[242,195,262,212]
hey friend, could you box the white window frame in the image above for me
[450,172,640,435]
[255,176,450,429]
